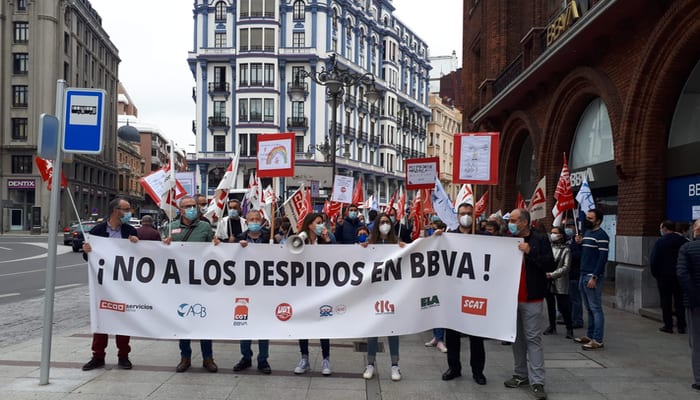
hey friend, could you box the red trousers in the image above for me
[91,333,131,359]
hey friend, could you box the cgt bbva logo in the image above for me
[177,303,207,318]
[233,298,249,326]
[374,300,395,314]
[461,296,488,316]
[421,295,440,309]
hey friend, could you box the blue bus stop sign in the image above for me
[63,88,106,154]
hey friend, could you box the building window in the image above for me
[239,99,248,122]
[570,98,614,169]
[13,53,28,74]
[239,133,249,155]
[264,63,274,86]
[239,28,249,51]
[264,28,274,51]
[14,22,28,43]
[250,99,262,121]
[292,31,304,48]
[239,133,259,156]
[264,99,274,122]
[213,136,226,152]
[251,0,263,17]
[215,1,227,22]
[240,0,249,17]
[250,63,263,86]
[17,0,26,11]
[293,0,305,20]
[239,63,248,86]
[213,101,226,117]
[296,137,304,153]
[250,28,262,50]
[12,118,28,141]
[292,101,304,119]
[214,66,226,87]
[214,32,226,48]
[264,0,274,17]
[12,86,28,107]
[12,155,32,174]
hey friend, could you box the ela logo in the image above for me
[421,295,440,309]
[461,296,488,316]
[374,300,395,314]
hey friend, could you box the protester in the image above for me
[651,219,689,333]
[80,198,139,371]
[503,208,554,400]
[435,203,487,385]
[232,209,272,374]
[361,213,404,381]
[215,199,247,242]
[564,220,584,329]
[334,204,365,244]
[295,213,333,375]
[194,193,211,224]
[573,209,609,350]
[544,225,574,339]
[136,215,161,241]
[677,219,700,391]
[355,225,370,244]
[163,195,219,373]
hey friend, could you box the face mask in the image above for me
[229,209,239,218]
[508,222,519,235]
[427,228,435,236]
[184,208,198,221]
[200,206,207,214]
[120,212,132,224]
[565,228,574,237]
[248,222,262,233]
[357,233,368,243]
[583,219,594,230]
[659,229,665,237]
[550,233,562,242]
[379,223,392,235]
[459,214,472,227]
[314,224,324,235]
[390,216,396,223]
[348,211,358,220]
[432,215,440,222]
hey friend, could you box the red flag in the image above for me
[421,188,433,216]
[552,153,575,217]
[516,192,527,210]
[351,176,364,205]
[474,191,489,218]
[35,156,67,190]
[409,191,423,240]
[385,190,398,214]
[396,189,406,222]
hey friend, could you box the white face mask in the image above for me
[459,214,472,227]
[550,233,562,242]
[379,223,392,235]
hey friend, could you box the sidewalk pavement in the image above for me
[0,285,697,400]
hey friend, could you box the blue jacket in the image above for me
[580,228,609,277]
[677,239,700,308]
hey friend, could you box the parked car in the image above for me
[70,221,98,252]
[63,221,79,245]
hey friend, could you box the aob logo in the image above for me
[177,303,207,318]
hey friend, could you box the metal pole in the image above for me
[330,94,338,193]
[40,79,66,385]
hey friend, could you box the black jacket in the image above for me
[650,233,688,279]
[677,239,700,308]
[334,217,365,244]
[82,221,138,261]
[522,230,556,301]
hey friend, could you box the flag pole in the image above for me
[66,187,87,239]
[169,140,175,238]
[270,177,277,244]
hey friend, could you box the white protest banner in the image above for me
[405,157,439,190]
[331,175,354,204]
[87,234,523,341]
[453,132,500,185]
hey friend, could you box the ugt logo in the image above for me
[177,303,207,318]
[374,300,395,314]
[421,295,440,309]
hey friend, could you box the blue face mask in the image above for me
[348,211,358,220]
[357,233,368,243]
[508,222,519,235]
[565,228,574,237]
[184,208,198,221]
[427,228,435,236]
[248,222,262,233]
[314,224,325,235]
[432,215,440,222]
[229,209,239,218]
[120,212,132,224]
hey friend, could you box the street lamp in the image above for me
[289,54,381,195]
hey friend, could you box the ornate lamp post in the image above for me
[289,54,381,194]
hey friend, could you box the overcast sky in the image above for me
[89,0,463,151]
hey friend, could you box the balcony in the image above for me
[493,54,523,97]
[343,126,356,138]
[369,135,380,146]
[358,100,369,114]
[358,131,368,142]
[208,82,230,99]
[287,117,308,129]
[330,122,342,137]
[207,116,230,131]
[287,81,309,100]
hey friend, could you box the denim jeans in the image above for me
[433,328,445,342]
[580,275,605,343]
[569,279,584,327]
[367,336,399,365]
[298,339,330,359]
[240,340,269,363]
[179,339,213,359]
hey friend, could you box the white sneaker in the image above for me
[391,365,401,381]
[436,341,447,353]
[294,357,310,374]
[362,364,375,379]
[321,358,332,376]
[424,338,437,347]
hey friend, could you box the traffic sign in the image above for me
[63,88,106,154]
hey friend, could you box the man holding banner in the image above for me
[504,208,555,400]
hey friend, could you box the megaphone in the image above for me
[286,231,308,254]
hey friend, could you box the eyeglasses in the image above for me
[117,207,130,211]
[182,205,197,209]
[198,203,208,207]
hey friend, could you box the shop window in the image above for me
[669,58,700,148]
[570,98,614,169]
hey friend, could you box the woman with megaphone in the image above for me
[360,213,406,381]
[293,213,334,376]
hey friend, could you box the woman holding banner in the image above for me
[360,213,405,381]
[294,213,333,376]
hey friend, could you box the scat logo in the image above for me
[461,296,488,316]
[275,303,293,321]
